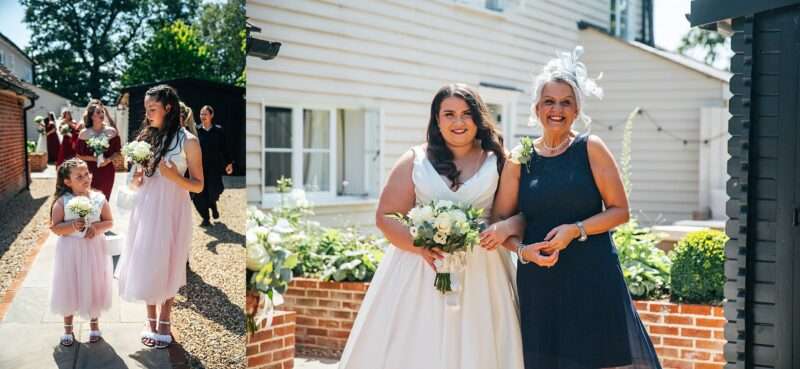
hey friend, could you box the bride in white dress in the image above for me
[339,84,524,369]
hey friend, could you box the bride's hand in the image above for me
[418,247,444,271]
[480,221,510,250]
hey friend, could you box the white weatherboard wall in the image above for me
[580,29,730,224]
[247,0,649,228]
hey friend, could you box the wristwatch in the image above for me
[575,221,588,242]
[517,242,530,264]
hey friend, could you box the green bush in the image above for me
[287,227,384,283]
[613,220,671,299]
[670,229,728,304]
[26,140,37,154]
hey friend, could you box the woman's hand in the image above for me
[72,219,86,232]
[131,166,144,188]
[225,163,233,175]
[480,221,511,250]
[97,156,112,167]
[84,224,97,239]
[539,224,580,254]
[522,242,560,268]
[418,247,445,271]
[159,159,180,181]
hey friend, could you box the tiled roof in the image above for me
[0,64,37,99]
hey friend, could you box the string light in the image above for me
[599,108,728,145]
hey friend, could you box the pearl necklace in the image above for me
[536,135,573,156]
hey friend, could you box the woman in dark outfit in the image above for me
[194,105,233,226]
[481,47,662,369]
[45,112,61,163]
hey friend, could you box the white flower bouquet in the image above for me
[59,123,72,136]
[86,135,110,166]
[509,136,534,170]
[122,141,153,166]
[66,195,93,231]
[389,200,485,294]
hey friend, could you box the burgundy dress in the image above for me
[56,122,79,166]
[46,121,60,163]
[76,133,121,200]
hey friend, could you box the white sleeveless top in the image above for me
[61,191,106,237]
[410,146,499,216]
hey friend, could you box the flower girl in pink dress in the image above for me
[116,84,204,349]
[49,158,114,347]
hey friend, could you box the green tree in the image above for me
[677,28,728,67]
[197,0,245,85]
[21,0,150,104]
[121,20,214,86]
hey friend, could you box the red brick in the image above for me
[649,302,679,313]
[663,337,694,348]
[696,339,725,351]
[285,288,305,296]
[260,338,284,353]
[341,282,369,292]
[247,353,271,367]
[712,307,724,317]
[650,325,679,336]
[318,319,339,328]
[681,349,711,361]
[680,304,712,315]
[634,301,649,310]
[682,327,712,339]
[342,302,361,311]
[696,318,725,328]
[285,336,295,347]
[318,299,341,309]
[332,311,353,319]
[665,315,694,325]
[714,331,724,340]
[330,329,352,339]
[695,363,724,369]
[296,316,317,326]
[251,329,273,343]
[307,328,327,337]
[318,281,342,290]
[307,290,330,298]
[274,325,294,336]
[292,279,319,288]
[282,360,295,369]
[331,292,353,300]
[272,348,293,361]
[639,312,662,324]
[662,358,693,369]
[656,347,680,359]
[246,344,260,356]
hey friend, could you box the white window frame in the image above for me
[612,0,631,40]
[262,101,337,206]
[479,86,520,149]
[261,101,384,208]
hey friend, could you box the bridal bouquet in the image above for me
[86,135,110,166]
[122,141,153,166]
[66,195,93,231]
[389,200,484,294]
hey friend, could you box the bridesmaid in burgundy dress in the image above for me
[56,110,80,166]
[45,112,61,163]
[75,101,121,200]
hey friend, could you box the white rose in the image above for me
[408,207,422,223]
[409,226,418,237]
[267,232,282,245]
[246,242,270,271]
[509,145,524,164]
[435,213,452,232]
[272,218,293,233]
[417,206,435,224]
[448,210,467,224]
[433,232,447,245]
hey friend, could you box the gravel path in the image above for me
[0,178,55,300]
[173,183,246,369]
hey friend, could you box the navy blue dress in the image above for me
[517,134,661,369]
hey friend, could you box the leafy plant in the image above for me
[26,141,37,154]
[317,229,384,282]
[613,220,671,299]
[670,229,728,304]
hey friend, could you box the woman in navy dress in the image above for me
[481,47,662,369]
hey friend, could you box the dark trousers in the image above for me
[192,192,218,221]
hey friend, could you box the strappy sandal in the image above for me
[141,318,156,347]
[88,318,102,343]
[60,324,75,347]
[154,320,173,349]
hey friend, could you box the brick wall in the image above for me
[0,92,27,202]
[636,301,725,369]
[282,278,368,358]
[246,310,296,369]
[283,279,725,368]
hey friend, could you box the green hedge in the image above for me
[613,220,671,299]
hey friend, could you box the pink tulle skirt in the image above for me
[117,174,193,305]
[50,235,113,319]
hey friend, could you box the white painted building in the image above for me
[0,33,33,83]
[247,0,728,228]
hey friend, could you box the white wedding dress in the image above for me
[339,146,524,369]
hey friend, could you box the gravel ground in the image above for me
[0,178,55,300]
[173,182,246,369]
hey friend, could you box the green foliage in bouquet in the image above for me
[670,229,728,304]
[613,220,671,299]
[26,140,37,154]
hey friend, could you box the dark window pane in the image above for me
[265,152,291,191]
[266,107,292,149]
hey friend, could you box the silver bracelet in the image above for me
[516,242,530,264]
[576,221,588,242]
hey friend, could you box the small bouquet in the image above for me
[389,200,484,294]
[509,136,535,171]
[66,195,93,232]
[59,123,72,136]
[86,135,110,166]
[122,140,153,166]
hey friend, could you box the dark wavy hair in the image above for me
[426,84,505,189]
[51,158,89,220]
[136,84,182,177]
[82,100,104,128]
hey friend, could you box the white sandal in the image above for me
[141,318,156,347]
[60,324,75,347]
[154,320,173,349]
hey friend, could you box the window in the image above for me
[263,105,381,203]
[610,0,631,40]
[0,50,5,66]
